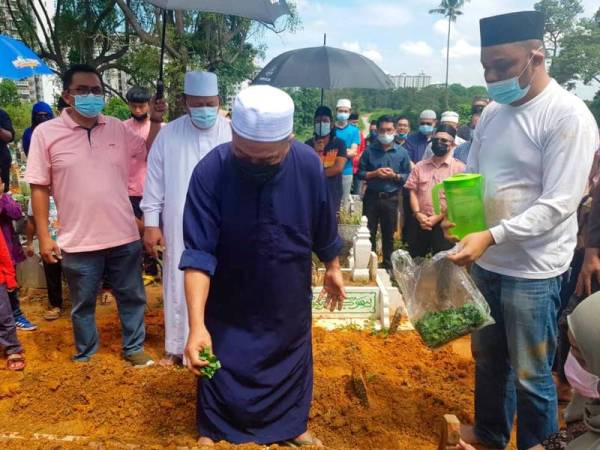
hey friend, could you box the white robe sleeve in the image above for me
[490,113,598,245]
[141,133,165,227]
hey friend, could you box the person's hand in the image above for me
[144,226,165,258]
[456,439,477,450]
[322,263,346,312]
[184,325,213,377]
[447,230,495,266]
[441,217,460,243]
[39,235,61,264]
[381,168,396,179]
[576,248,600,297]
[149,96,167,122]
[416,213,433,231]
[24,243,34,257]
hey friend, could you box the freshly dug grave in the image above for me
[0,286,507,449]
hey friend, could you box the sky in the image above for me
[252,0,599,100]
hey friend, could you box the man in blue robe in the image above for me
[179,85,346,446]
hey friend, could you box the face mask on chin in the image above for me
[131,113,148,122]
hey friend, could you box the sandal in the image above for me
[7,353,25,371]
[280,431,323,447]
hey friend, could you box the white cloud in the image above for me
[341,41,384,64]
[442,39,480,59]
[400,40,434,56]
[362,49,383,63]
[362,4,413,27]
[341,41,361,53]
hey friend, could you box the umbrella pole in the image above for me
[320,33,326,106]
[156,8,167,99]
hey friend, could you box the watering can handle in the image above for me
[431,182,444,215]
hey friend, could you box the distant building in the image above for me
[389,71,432,90]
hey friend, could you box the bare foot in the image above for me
[459,425,480,445]
[294,430,323,447]
[197,436,214,447]
[158,354,183,367]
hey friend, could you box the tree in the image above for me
[1,0,298,110]
[3,103,34,141]
[550,8,600,87]
[103,96,131,120]
[534,0,583,60]
[1,1,129,79]
[587,91,600,124]
[0,80,20,106]
[429,0,470,109]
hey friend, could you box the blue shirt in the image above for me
[403,132,431,163]
[335,123,360,175]
[454,141,471,165]
[357,142,411,193]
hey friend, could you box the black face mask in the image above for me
[32,114,50,128]
[234,156,281,187]
[471,105,485,114]
[431,139,450,157]
[132,113,148,122]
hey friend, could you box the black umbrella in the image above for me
[253,36,393,103]
[143,0,291,97]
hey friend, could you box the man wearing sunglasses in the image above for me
[25,64,166,367]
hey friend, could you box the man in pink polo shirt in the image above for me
[123,85,153,230]
[25,64,165,366]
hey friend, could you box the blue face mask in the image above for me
[189,106,218,129]
[73,94,105,118]
[419,124,434,135]
[314,122,331,137]
[397,133,408,140]
[336,112,350,122]
[486,51,538,105]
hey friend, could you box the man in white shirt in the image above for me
[444,11,599,450]
[141,72,232,366]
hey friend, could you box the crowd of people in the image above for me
[0,8,599,450]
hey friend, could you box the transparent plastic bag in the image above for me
[17,255,47,289]
[391,249,494,348]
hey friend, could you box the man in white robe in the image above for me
[142,71,232,364]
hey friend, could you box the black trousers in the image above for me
[407,222,453,258]
[43,260,63,309]
[363,190,398,268]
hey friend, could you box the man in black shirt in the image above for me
[0,109,15,193]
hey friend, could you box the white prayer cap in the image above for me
[441,111,460,124]
[184,71,218,97]
[420,109,437,120]
[336,98,351,109]
[231,85,294,142]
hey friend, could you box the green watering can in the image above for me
[431,173,487,240]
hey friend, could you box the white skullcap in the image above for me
[441,111,460,124]
[184,71,218,96]
[231,85,294,142]
[336,98,351,109]
[420,109,437,120]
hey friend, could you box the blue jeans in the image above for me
[62,240,146,361]
[470,264,561,450]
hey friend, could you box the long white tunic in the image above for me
[141,114,232,355]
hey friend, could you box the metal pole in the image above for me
[157,8,168,99]
[320,33,326,106]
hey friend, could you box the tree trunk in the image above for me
[445,15,451,110]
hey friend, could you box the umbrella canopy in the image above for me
[144,0,291,25]
[253,46,393,90]
[142,0,291,98]
[0,35,54,80]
